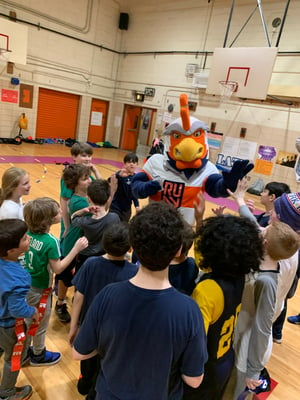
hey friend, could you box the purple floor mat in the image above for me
[204,193,262,214]
[0,154,261,213]
[0,155,123,168]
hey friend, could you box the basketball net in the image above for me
[218,80,238,104]
[0,48,10,66]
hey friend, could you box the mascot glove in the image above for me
[222,160,254,192]
[152,175,164,190]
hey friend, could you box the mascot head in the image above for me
[164,94,209,172]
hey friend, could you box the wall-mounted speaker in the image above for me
[119,13,129,30]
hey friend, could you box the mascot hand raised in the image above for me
[132,94,253,224]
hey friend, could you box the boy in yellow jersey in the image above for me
[183,213,264,400]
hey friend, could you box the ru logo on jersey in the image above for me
[161,181,184,208]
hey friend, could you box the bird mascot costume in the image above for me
[132,93,253,224]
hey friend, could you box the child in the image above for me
[109,152,140,221]
[60,142,101,239]
[56,164,91,322]
[169,220,198,295]
[232,221,299,398]
[0,219,38,400]
[183,214,264,400]
[69,222,138,399]
[0,167,31,220]
[230,180,300,345]
[71,179,120,270]
[73,202,208,400]
[248,181,291,343]
[23,197,88,366]
[249,181,291,227]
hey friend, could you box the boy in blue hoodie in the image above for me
[0,219,38,400]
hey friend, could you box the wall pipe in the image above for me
[1,12,300,58]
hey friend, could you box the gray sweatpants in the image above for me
[0,325,30,397]
[25,287,52,355]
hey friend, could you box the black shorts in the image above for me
[55,256,77,287]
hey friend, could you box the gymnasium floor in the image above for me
[0,142,299,400]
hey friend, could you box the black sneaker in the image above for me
[55,302,71,323]
[1,385,32,400]
[77,375,91,396]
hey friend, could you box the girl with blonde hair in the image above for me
[0,167,31,220]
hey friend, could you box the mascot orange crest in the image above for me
[164,94,209,171]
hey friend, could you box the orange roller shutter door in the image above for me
[36,88,80,139]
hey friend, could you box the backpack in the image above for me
[247,178,265,195]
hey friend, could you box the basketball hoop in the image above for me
[0,48,11,65]
[218,80,238,103]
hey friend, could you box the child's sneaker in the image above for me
[29,348,61,366]
[77,374,91,396]
[1,385,32,400]
[55,302,71,323]
[287,314,300,324]
[245,367,271,395]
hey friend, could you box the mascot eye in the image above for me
[173,133,181,139]
[193,131,202,137]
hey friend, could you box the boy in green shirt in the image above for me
[24,197,87,365]
[56,164,91,322]
[60,142,101,239]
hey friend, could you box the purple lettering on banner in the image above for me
[258,145,276,161]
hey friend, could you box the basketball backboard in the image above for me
[206,47,278,100]
[0,17,28,65]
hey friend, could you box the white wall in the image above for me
[1,0,300,190]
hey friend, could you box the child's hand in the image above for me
[74,237,88,252]
[245,377,263,391]
[119,168,129,178]
[212,205,226,216]
[90,164,102,179]
[227,177,248,204]
[246,199,255,213]
[88,205,101,214]
[193,191,205,227]
[32,307,39,322]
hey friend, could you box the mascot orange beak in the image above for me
[169,131,208,170]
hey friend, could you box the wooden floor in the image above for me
[0,143,299,399]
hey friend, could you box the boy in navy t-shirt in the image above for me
[69,222,138,399]
[109,152,140,221]
[73,202,207,400]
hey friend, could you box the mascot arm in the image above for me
[205,160,254,198]
[132,172,162,199]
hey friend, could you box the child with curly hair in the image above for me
[183,214,264,400]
